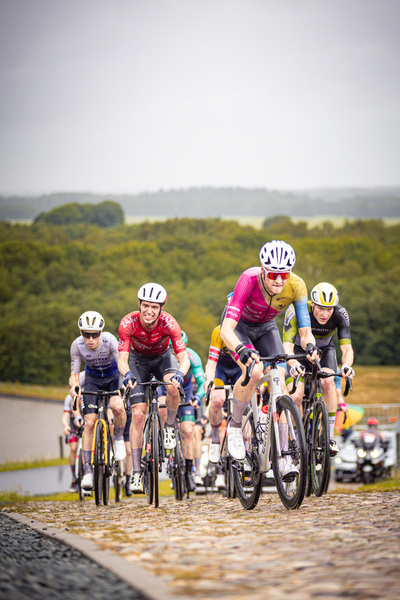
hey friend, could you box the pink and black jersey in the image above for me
[225,267,310,328]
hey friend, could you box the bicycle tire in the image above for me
[233,414,262,510]
[271,395,307,510]
[152,414,160,508]
[78,448,85,502]
[310,400,330,497]
[172,426,185,501]
[144,415,153,505]
[302,410,312,498]
[226,457,237,499]
[113,460,122,503]
[102,432,111,505]
[94,422,104,506]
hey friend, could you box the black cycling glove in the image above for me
[235,344,256,364]
[306,343,322,359]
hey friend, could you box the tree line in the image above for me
[1,187,400,220]
[0,215,399,385]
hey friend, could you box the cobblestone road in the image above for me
[6,491,400,600]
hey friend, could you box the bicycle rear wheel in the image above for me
[303,410,312,498]
[171,425,185,501]
[310,400,330,497]
[225,456,237,499]
[113,460,123,502]
[233,415,262,510]
[271,395,307,510]
[78,447,85,502]
[94,422,104,506]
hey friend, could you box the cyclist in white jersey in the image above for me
[69,311,127,490]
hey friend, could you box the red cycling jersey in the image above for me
[118,311,186,358]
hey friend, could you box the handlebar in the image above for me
[241,352,310,388]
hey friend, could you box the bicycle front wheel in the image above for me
[233,414,262,510]
[151,414,160,508]
[271,395,307,510]
[94,422,104,506]
[310,400,330,497]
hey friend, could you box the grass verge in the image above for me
[0,458,69,472]
[0,381,67,401]
[0,479,175,504]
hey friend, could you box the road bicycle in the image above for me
[205,383,237,498]
[73,387,127,506]
[290,362,352,497]
[134,378,184,508]
[232,353,308,510]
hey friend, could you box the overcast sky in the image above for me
[0,0,399,196]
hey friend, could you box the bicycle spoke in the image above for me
[271,395,307,510]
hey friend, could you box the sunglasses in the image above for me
[264,271,291,281]
[81,331,101,339]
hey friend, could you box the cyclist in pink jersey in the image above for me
[220,240,319,480]
[118,282,190,493]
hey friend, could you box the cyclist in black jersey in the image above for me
[283,282,355,457]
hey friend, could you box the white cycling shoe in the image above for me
[227,425,246,460]
[215,474,226,488]
[194,474,203,485]
[278,456,299,482]
[130,472,144,494]
[114,439,126,461]
[164,426,176,450]
[81,472,94,489]
[209,442,221,464]
[330,438,339,457]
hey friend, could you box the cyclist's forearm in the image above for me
[340,344,354,368]
[118,351,131,377]
[176,350,190,376]
[283,341,296,366]
[204,359,217,383]
[69,373,80,390]
[220,317,242,353]
[298,327,316,350]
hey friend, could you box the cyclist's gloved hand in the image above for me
[341,365,355,378]
[289,362,305,378]
[235,344,256,365]
[123,370,135,387]
[306,343,322,359]
[74,416,83,427]
[171,370,184,386]
[192,393,201,406]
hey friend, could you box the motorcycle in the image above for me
[355,431,388,484]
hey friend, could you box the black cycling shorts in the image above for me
[81,371,122,416]
[128,348,178,405]
[230,318,285,359]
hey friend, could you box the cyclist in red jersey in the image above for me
[220,240,319,480]
[118,282,190,493]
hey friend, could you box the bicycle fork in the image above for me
[91,419,108,467]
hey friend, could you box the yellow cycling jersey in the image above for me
[208,325,230,363]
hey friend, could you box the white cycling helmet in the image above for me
[310,282,339,307]
[259,240,296,272]
[137,282,167,304]
[78,310,105,331]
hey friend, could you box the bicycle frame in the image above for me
[242,355,307,473]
